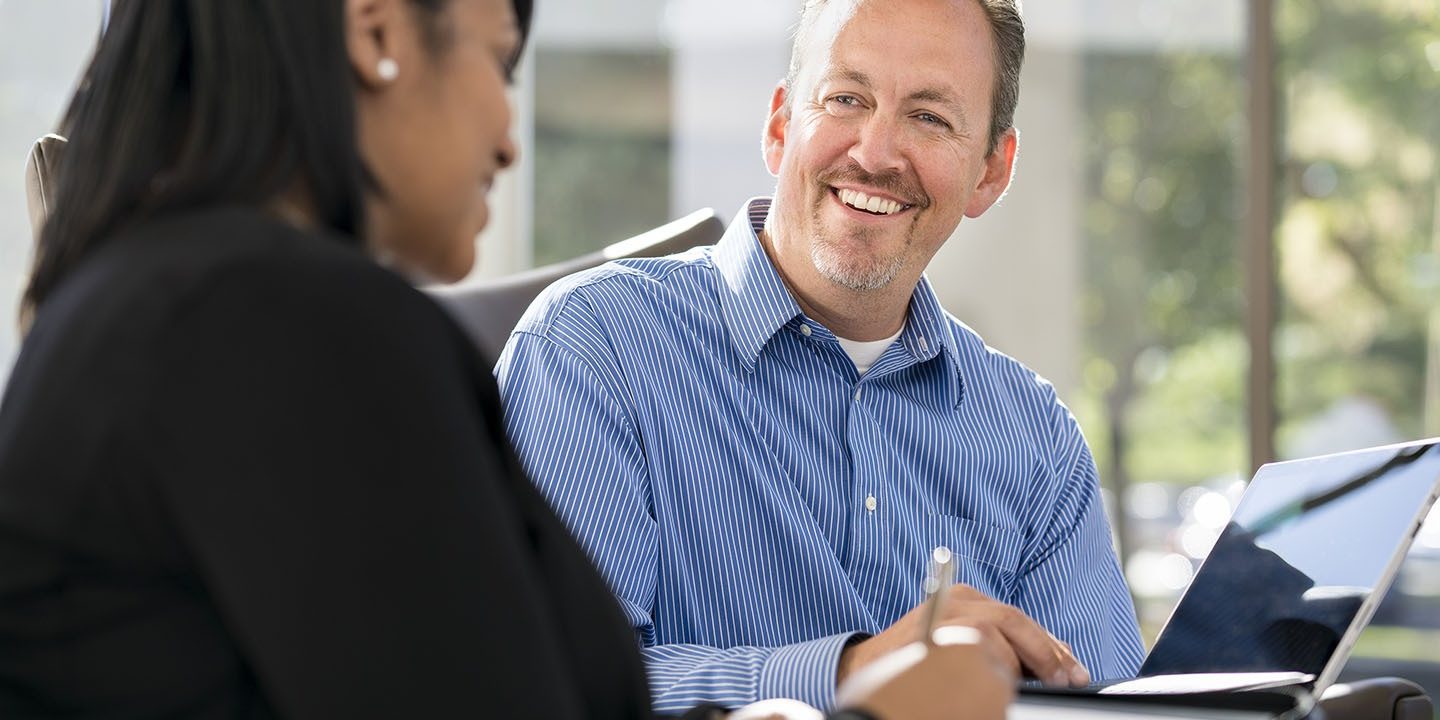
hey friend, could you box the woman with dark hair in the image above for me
[0,0,1012,718]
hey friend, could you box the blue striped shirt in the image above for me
[495,198,1145,712]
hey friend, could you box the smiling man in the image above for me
[495,0,1144,713]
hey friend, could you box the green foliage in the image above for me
[1077,0,1440,511]
[532,50,673,266]
[1273,0,1439,450]
[1125,331,1249,485]
[1076,49,1247,496]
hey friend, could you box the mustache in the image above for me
[816,163,929,208]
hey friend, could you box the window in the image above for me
[1065,0,1249,641]
[531,47,671,265]
[1274,0,1440,679]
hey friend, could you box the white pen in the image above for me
[920,545,954,646]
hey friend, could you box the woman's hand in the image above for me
[835,626,1016,720]
[722,627,1015,720]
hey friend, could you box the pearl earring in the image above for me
[377,58,399,82]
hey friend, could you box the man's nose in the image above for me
[847,114,907,176]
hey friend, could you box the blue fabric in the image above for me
[495,198,1145,713]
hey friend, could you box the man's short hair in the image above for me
[783,0,1025,155]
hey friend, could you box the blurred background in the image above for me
[1,0,1437,704]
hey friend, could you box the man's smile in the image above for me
[829,186,917,219]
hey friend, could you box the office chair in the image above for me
[24,134,725,357]
[23,133,66,244]
[1317,677,1433,720]
[426,208,724,357]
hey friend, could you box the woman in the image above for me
[0,0,1011,718]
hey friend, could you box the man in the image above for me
[496,0,1145,712]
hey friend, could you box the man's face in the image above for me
[763,0,1016,294]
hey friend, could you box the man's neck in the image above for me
[788,280,909,341]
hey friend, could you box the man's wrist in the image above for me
[835,633,871,686]
[758,631,860,710]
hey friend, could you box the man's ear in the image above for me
[964,127,1019,218]
[347,0,406,89]
[762,82,790,177]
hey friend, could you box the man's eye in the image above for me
[826,94,863,109]
[916,112,950,128]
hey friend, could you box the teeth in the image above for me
[839,188,903,215]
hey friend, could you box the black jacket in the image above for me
[0,207,652,719]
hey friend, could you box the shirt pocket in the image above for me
[923,513,1025,600]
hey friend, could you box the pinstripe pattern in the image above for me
[495,198,1145,713]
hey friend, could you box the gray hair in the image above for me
[783,0,1025,155]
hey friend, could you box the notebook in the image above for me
[1059,438,1440,701]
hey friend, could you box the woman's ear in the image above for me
[347,0,405,89]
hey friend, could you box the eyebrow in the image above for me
[824,65,970,130]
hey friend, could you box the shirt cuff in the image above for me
[756,632,864,711]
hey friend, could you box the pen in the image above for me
[920,545,954,646]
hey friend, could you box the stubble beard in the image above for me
[803,162,927,292]
[807,198,911,292]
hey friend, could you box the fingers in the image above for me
[970,622,1021,678]
[1051,635,1089,686]
[987,608,1083,686]
[940,585,1090,687]
[845,584,1092,690]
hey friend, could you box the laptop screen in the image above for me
[1140,440,1440,678]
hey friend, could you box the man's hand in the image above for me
[837,584,1090,689]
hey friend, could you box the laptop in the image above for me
[1046,437,1440,702]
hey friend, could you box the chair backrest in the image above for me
[1319,676,1433,720]
[426,208,726,357]
[24,134,67,243]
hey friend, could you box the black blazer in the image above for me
[0,208,653,719]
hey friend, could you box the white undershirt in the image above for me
[835,325,904,375]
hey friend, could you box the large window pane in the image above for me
[525,0,681,267]
[1274,0,1440,691]
[532,48,671,265]
[1069,1,1248,642]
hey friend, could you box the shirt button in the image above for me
[865,495,877,512]
[854,387,862,402]
[918,336,929,351]
[800,324,812,337]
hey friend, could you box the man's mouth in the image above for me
[834,187,912,216]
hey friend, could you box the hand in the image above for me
[837,584,1089,689]
[836,626,1015,720]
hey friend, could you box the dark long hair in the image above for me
[22,0,533,325]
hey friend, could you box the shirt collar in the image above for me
[712,197,966,405]
[903,274,967,407]
[713,198,804,372]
